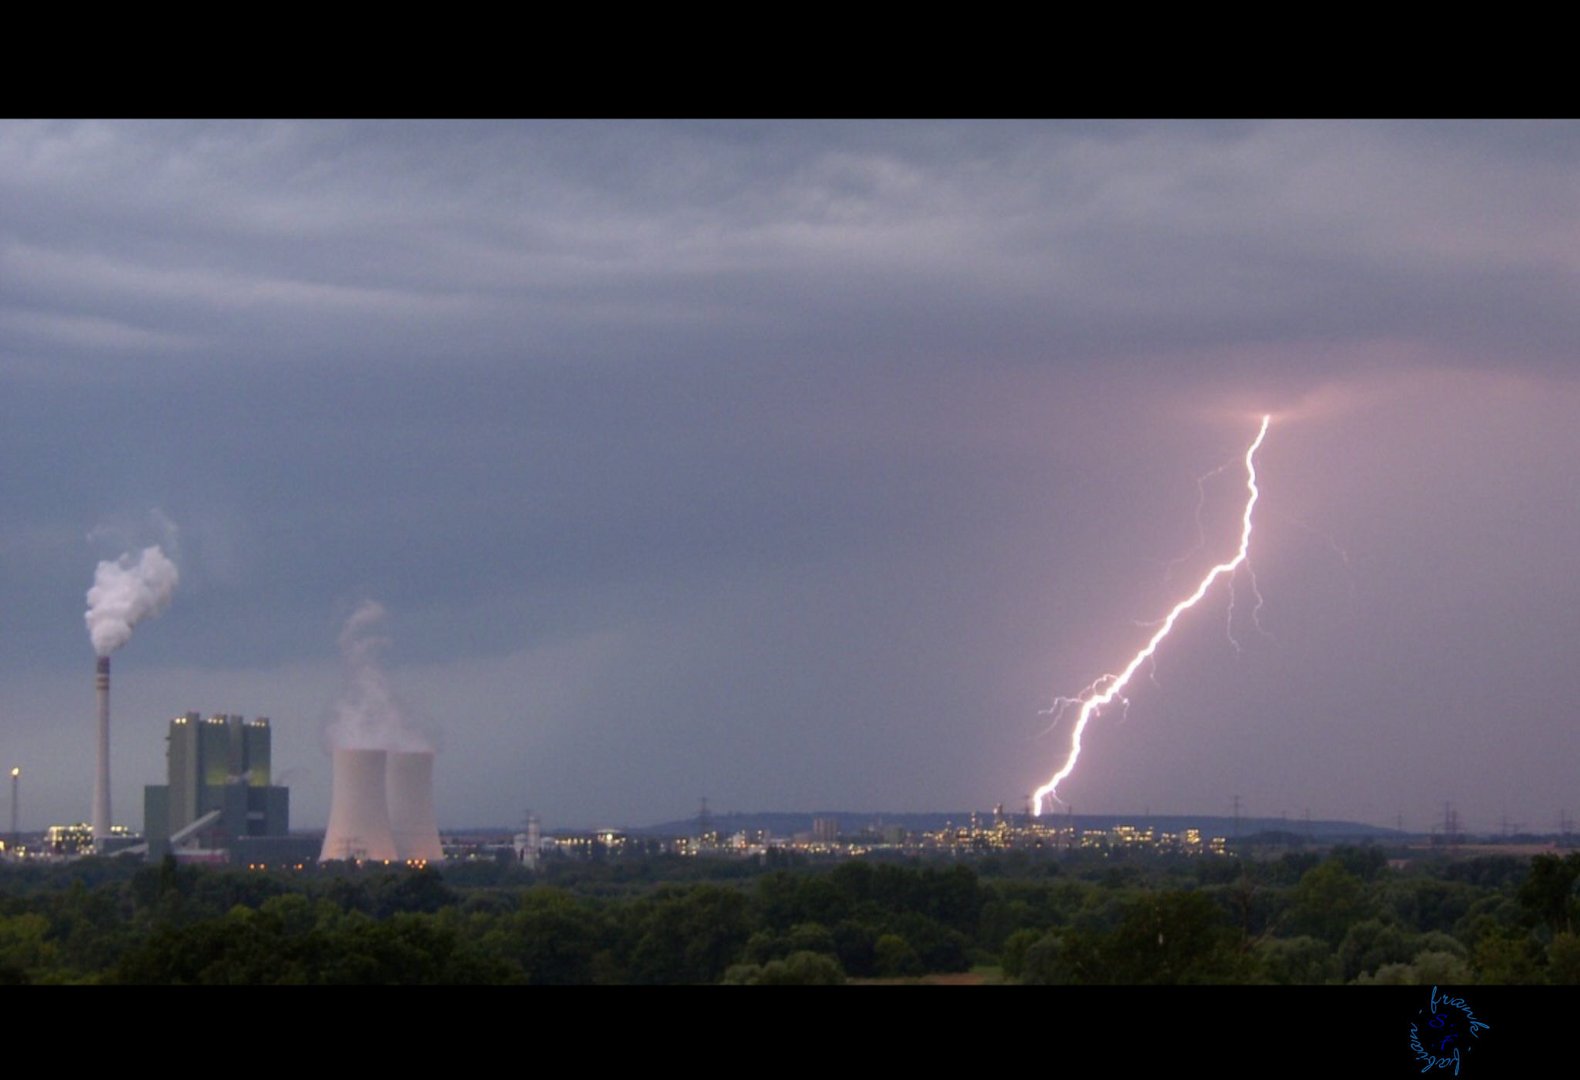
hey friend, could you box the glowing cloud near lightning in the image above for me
[1032,415,1271,816]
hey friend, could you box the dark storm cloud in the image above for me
[7,121,1575,379]
[1,120,1577,831]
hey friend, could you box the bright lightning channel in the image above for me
[1031,415,1271,817]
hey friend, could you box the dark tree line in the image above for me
[1,847,1578,984]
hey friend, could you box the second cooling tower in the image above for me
[386,750,444,863]
[319,748,398,862]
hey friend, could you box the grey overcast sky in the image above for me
[3,119,1578,833]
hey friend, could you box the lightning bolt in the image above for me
[1032,414,1271,816]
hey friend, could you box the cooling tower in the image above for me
[93,656,110,850]
[386,750,444,863]
[319,748,398,862]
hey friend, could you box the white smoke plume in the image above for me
[84,545,180,656]
[328,600,432,752]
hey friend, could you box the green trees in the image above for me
[0,914,55,983]
[1471,928,1545,984]
[1256,936,1340,984]
[1336,919,1412,982]
[1355,949,1473,985]
[627,885,753,984]
[479,888,607,984]
[8,842,1580,984]
[742,921,839,966]
[112,901,511,984]
[1284,860,1371,943]
[1380,877,1480,935]
[723,951,845,984]
[1517,852,1580,935]
[998,928,1043,980]
[1546,932,1580,983]
[1018,889,1251,984]
[872,933,923,977]
[1019,933,1075,984]
[747,861,981,978]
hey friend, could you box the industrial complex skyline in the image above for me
[2,120,1578,834]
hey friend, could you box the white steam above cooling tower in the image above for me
[321,601,444,864]
[386,750,444,863]
[320,748,398,862]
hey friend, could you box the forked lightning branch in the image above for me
[1032,415,1271,816]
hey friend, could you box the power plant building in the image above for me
[144,713,293,863]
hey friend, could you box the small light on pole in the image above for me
[9,767,19,852]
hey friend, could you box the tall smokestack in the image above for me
[83,543,178,854]
[94,657,110,850]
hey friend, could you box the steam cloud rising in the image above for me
[84,546,180,656]
[329,600,432,752]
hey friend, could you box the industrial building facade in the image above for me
[143,713,291,862]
